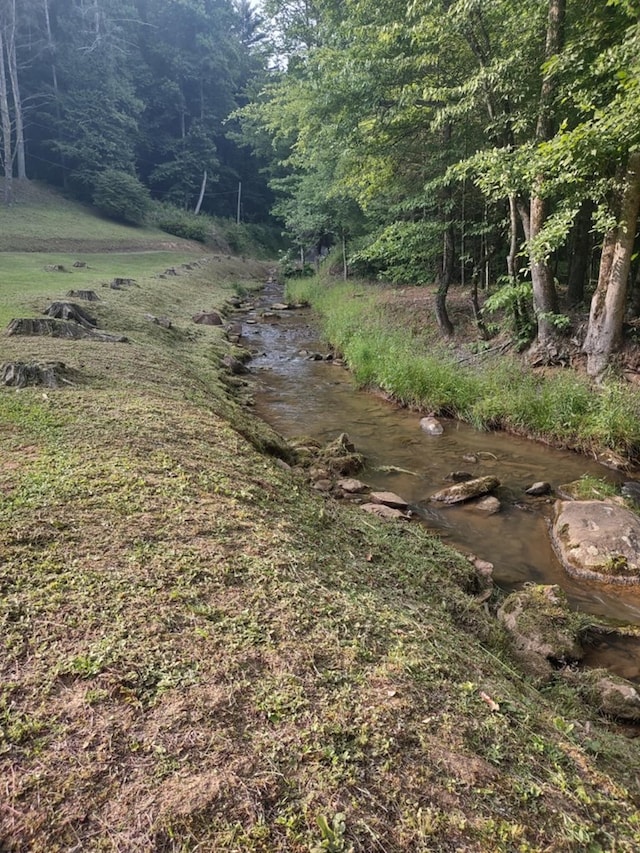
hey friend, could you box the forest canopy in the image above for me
[240,0,640,376]
[0,0,272,220]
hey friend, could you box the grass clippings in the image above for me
[1,246,640,851]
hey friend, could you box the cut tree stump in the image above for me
[66,290,100,301]
[7,318,128,342]
[109,278,137,289]
[1,361,75,388]
[192,310,223,326]
[144,313,173,329]
[44,302,97,328]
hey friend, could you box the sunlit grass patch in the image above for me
[292,273,640,460]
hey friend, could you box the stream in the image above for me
[239,286,640,682]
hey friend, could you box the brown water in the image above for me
[241,292,640,677]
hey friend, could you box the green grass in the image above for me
[0,180,178,249]
[2,207,640,850]
[286,275,640,461]
[0,252,201,327]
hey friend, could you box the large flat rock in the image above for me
[552,500,640,584]
[430,476,500,505]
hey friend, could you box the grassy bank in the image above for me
[285,276,640,463]
[2,232,640,849]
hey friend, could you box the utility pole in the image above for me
[236,181,242,224]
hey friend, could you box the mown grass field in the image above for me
[2,187,640,851]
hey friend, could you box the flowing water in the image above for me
[240,290,640,680]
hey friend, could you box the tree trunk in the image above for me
[0,28,13,204]
[583,151,640,378]
[194,169,207,214]
[527,0,566,349]
[435,224,455,337]
[342,231,348,281]
[7,0,24,180]
[567,200,593,307]
[43,0,66,187]
[529,193,560,343]
[506,194,519,283]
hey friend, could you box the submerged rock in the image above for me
[525,481,551,496]
[472,496,501,514]
[430,476,500,505]
[420,416,444,435]
[444,471,474,482]
[552,500,640,584]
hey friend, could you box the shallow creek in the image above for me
[240,289,640,681]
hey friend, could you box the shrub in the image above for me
[92,170,151,225]
[151,203,210,243]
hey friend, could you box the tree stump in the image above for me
[72,261,87,268]
[7,318,127,342]
[66,290,100,302]
[1,361,74,388]
[109,278,137,289]
[44,302,97,328]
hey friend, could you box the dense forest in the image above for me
[2,0,640,377]
[0,0,272,220]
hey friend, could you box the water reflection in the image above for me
[243,294,640,677]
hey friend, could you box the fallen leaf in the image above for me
[479,691,500,712]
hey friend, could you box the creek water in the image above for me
[240,290,640,681]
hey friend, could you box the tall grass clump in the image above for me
[290,274,640,460]
[580,381,640,457]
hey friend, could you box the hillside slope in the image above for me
[1,215,640,851]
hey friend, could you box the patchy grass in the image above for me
[0,180,194,253]
[2,252,640,850]
[0,252,203,328]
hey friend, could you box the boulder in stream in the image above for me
[525,481,551,496]
[318,433,364,476]
[337,477,368,494]
[420,416,444,435]
[552,500,640,584]
[497,584,585,672]
[360,503,409,521]
[430,476,500,505]
[370,491,409,510]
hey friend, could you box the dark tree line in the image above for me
[0,0,273,220]
[240,0,640,377]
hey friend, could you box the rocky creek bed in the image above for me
[230,284,640,692]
